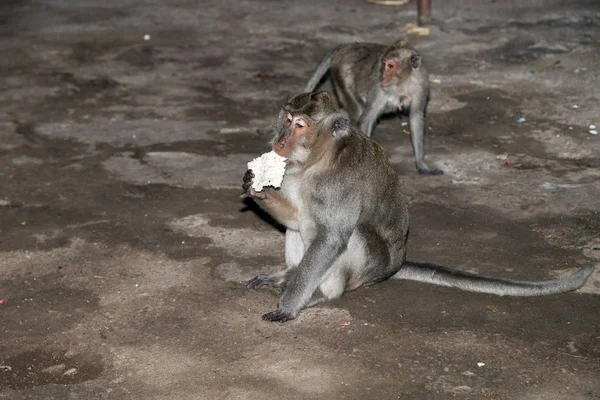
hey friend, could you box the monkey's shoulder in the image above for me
[333,43,385,65]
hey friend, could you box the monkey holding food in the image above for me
[241,92,593,323]
[304,38,442,175]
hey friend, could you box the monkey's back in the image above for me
[331,43,387,100]
[332,131,409,250]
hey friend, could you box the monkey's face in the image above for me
[272,112,314,164]
[380,50,420,88]
[380,58,397,87]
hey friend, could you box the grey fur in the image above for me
[396,261,594,296]
[243,93,594,323]
[304,40,442,175]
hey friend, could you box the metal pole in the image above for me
[418,0,431,26]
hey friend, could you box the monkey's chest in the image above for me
[281,178,312,233]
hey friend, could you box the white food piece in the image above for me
[143,34,151,41]
[247,151,287,192]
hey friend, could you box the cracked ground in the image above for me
[1,0,599,399]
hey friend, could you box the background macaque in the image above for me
[304,39,442,175]
[242,92,593,323]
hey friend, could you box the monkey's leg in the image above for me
[330,75,363,126]
[302,229,394,309]
[247,230,304,291]
[306,266,348,308]
[357,91,386,137]
[408,109,443,175]
[247,272,286,292]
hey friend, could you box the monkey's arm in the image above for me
[357,89,385,137]
[262,226,352,322]
[264,187,357,323]
[408,94,442,175]
[242,169,299,229]
[257,189,299,230]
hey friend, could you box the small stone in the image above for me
[42,364,66,375]
[143,34,151,41]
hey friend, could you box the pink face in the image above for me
[380,58,397,87]
[273,112,310,160]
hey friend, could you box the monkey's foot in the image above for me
[247,274,280,290]
[262,309,295,323]
[418,167,444,175]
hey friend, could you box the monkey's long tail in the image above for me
[304,48,338,93]
[393,261,594,296]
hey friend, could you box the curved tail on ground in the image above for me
[393,261,594,296]
[304,48,337,93]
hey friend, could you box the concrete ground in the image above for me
[1,0,599,398]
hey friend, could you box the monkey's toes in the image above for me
[247,274,272,289]
[262,309,295,323]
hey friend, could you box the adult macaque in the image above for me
[241,92,593,323]
[304,38,442,175]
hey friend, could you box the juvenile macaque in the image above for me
[241,92,593,323]
[304,38,442,175]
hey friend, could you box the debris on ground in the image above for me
[402,23,430,36]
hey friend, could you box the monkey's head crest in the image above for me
[285,92,338,122]
[390,38,410,50]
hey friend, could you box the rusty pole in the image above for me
[418,0,431,26]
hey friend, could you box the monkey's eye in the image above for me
[293,117,306,128]
[386,62,394,69]
[285,113,293,125]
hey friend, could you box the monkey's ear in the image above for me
[410,52,421,69]
[331,116,351,138]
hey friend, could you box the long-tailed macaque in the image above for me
[241,92,593,323]
[304,39,442,175]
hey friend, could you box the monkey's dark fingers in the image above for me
[241,169,256,198]
[247,274,273,289]
[262,309,295,323]
[243,169,255,184]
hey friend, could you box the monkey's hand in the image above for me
[242,169,299,229]
[241,169,268,200]
[262,309,295,323]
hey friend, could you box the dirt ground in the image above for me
[1,0,599,399]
